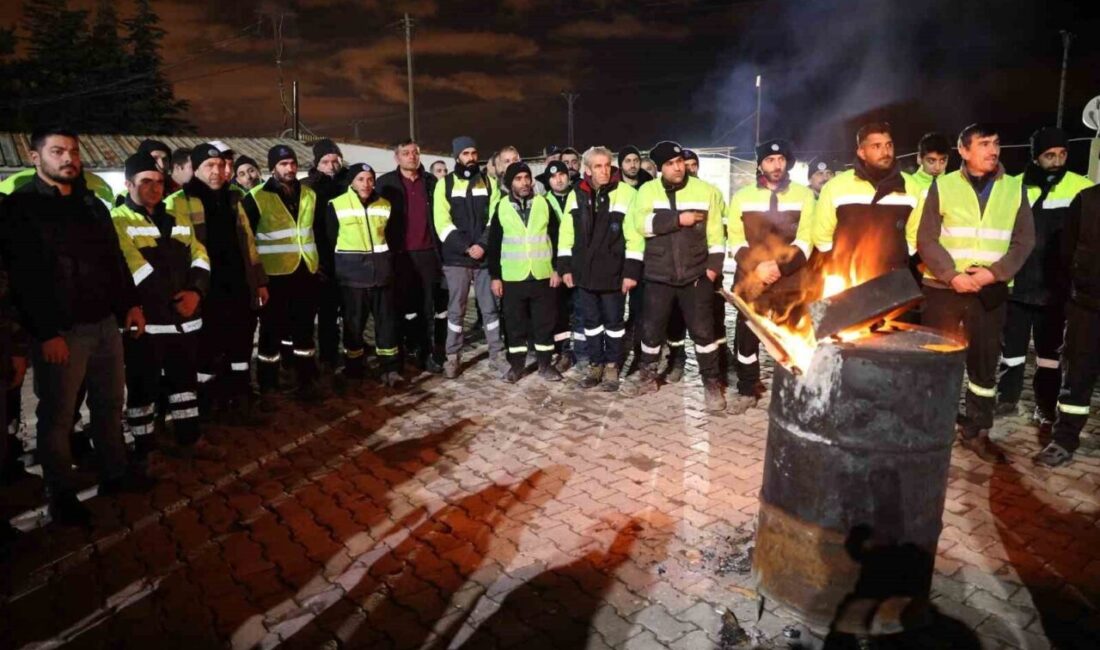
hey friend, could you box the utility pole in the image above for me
[292,80,300,140]
[399,13,416,140]
[1056,30,1073,128]
[562,91,579,147]
[258,8,295,132]
[755,74,762,147]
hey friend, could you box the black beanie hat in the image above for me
[537,160,569,185]
[267,144,298,170]
[649,141,683,169]
[1030,127,1067,160]
[125,152,161,180]
[233,155,259,174]
[682,149,699,163]
[618,146,641,167]
[756,139,795,168]
[503,161,531,188]
[137,139,170,158]
[312,138,342,162]
[190,142,223,170]
[346,162,375,181]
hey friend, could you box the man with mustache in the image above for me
[915,123,1035,464]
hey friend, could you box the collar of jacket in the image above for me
[29,171,88,198]
[264,175,300,197]
[578,175,619,196]
[961,161,1006,187]
[1022,162,1067,189]
[660,175,688,193]
[354,190,380,207]
[124,195,163,218]
[184,177,225,200]
[854,157,905,195]
[755,173,791,193]
[508,192,532,211]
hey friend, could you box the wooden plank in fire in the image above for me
[718,287,797,371]
[809,268,923,340]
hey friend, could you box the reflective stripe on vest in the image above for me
[928,171,1021,277]
[330,188,392,254]
[498,196,553,281]
[251,185,318,276]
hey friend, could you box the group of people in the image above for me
[1,119,1098,537]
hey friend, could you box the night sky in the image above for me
[3,0,1100,166]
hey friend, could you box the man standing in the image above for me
[233,155,263,192]
[916,123,1034,464]
[113,139,172,207]
[377,139,445,373]
[561,148,582,185]
[558,147,635,391]
[1,127,151,525]
[326,164,402,386]
[167,144,268,422]
[433,136,505,378]
[807,159,836,197]
[488,162,561,383]
[170,148,193,191]
[623,141,727,411]
[304,139,346,373]
[996,127,1093,427]
[243,145,322,399]
[1035,178,1100,466]
[430,161,448,179]
[618,146,653,189]
[727,139,815,413]
[910,133,951,192]
[814,122,921,280]
[111,153,221,461]
[540,160,583,373]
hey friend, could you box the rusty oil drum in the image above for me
[752,325,965,635]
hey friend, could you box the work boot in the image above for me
[538,358,562,383]
[622,364,659,397]
[49,492,92,528]
[703,378,727,413]
[598,364,620,392]
[1031,407,1054,435]
[503,366,522,384]
[579,364,604,389]
[728,393,758,415]
[959,429,1008,464]
[381,370,404,388]
[444,354,460,379]
[490,355,511,377]
[994,401,1019,417]
[553,353,573,374]
[666,357,686,384]
[1034,442,1073,468]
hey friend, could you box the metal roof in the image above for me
[0,133,315,172]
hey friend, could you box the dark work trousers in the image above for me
[922,286,1007,438]
[199,291,257,404]
[341,284,399,377]
[124,332,200,448]
[734,310,763,395]
[258,266,319,390]
[577,288,626,366]
[713,277,731,381]
[316,274,342,369]
[667,305,687,368]
[1052,302,1100,452]
[396,250,446,363]
[554,286,575,357]
[996,300,1066,417]
[640,279,720,379]
[31,317,128,496]
[502,279,557,370]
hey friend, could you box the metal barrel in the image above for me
[752,326,965,635]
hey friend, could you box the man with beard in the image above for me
[618,146,653,189]
[727,139,815,413]
[622,141,727,412]
[814,122,922,282]
[304,139,347,374]
[433,136,505,378]
[488,162,562,383]
[233,155,263,192]
[377,139,445,373]
[807,159,836,198]
[560,148,582,185]
[243,145,322,400]
[995,127,1093,429]
[166,144,267,422]
[1,127,150,526]
[915,123,1034,464]
[558,147,635,391]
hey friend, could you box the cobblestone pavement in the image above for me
[1,331,1099,649]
